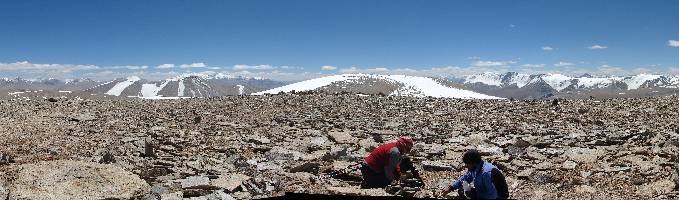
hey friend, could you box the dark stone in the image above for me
[290,162,321,174]
[99,151,116,164]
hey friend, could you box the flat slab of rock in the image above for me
[326,186,389,196]
[181,176,213,189]
[328,131,358,144]
[421,161,454,171]
[6,160,149,200]
[211,174,251,192]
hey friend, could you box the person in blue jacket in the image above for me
[439,149,509,199]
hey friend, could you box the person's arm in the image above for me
[440,173,468,196]
[384,148,402,181]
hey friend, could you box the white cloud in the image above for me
[471,60,516,67]
[521,64,545,68]
[541,46,554,51]
[339,67,391,74]
[110,65,148,70]
[0,61,98,71]
[232,64,274,71]
[467,56,481,60]
[669,40,679,47]
[230,70,324,81]
[596,65,625,75]
[587,44,608,49]
[179,62,207,68]
[156,64,175,69]
[0,61,101,80]
[78,70,180,81]
[321,65,337,71]
[554,61,575,67]
[669,67,679,74]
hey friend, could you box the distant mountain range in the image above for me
[1,73,286,99]
[2,72,678,99]
[458,72,679,99]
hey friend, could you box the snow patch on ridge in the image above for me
[623,74,662,90]
[105,76,141,96]
[141,80,170,97]
[464,72,503,86]
[178,79,186,96]
[541,74,573,91]
[254,74,502,99]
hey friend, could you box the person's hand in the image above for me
[437,188,450,198]
[399,173,408,182]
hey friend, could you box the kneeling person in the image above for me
[360,136,414,188]
[440,149,509,199]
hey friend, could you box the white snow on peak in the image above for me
[141,80,170,98]
[623,74,662,90]
[463,72,532,88]
[576,77,618,88]
[237,85,244,95]
[253,74,354,95]
[253,74,501,99]
[667,76,679,87]
[178,79,186,96]
[507,73,532,88]
[540,74,573,91]
[463,72,670,91]
[386,75,501,99]
[105,76,141,96]
[464,72,503,86]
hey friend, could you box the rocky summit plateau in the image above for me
[0,93,677,199]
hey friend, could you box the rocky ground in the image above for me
[0,94,678,199]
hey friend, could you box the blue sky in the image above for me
[1,0,678,80]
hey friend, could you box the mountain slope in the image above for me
[84,74,286,98]
[254,74,502,99]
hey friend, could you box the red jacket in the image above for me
[364,142,402,179]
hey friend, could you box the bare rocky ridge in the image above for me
[0,94,677,199]
[316,77,403,95]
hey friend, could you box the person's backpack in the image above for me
[491,168,510,198]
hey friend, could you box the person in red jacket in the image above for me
[360,136,414,188]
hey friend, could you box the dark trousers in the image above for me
[360,163,391,189]
[456,188,477,199]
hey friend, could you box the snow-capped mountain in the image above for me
[254,74,502,99]
[86,73,285,98]
[460,72,679,99]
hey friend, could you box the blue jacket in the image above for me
[450,161,499,199]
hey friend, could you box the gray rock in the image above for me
[322,146,349,161]
[421,161,453,171]
[211,174,251,192]
[144,140,156,158]
[98,151,115,164]
[266,147,303,161]
[0,184,7,200]
[160,192,183,200]
[204,190,236,200]
[562,160,577,170]
[328,131,358,144]
[181,176,212,189]
[290,162,321,173]
[6,160,149,200]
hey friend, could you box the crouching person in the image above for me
[360,136,414,189]
[439,149,509,199]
